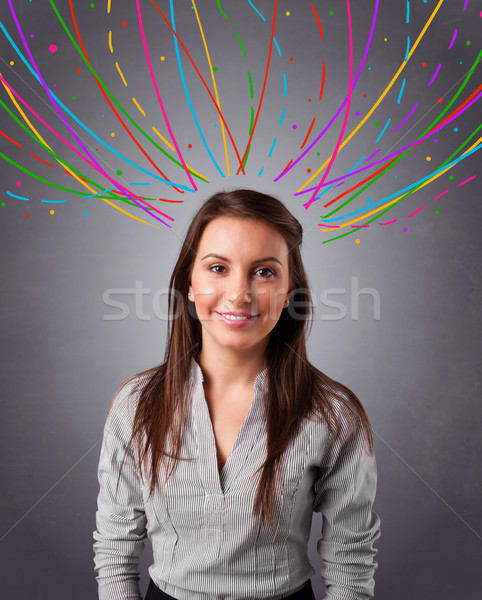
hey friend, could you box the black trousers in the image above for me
[145,578,315,600]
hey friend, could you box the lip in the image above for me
[215,311,259,327]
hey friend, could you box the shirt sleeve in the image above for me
[313,420,381,600]
[93,383,148,600]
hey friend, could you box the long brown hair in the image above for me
[117,188,375,527]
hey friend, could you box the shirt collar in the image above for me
[191,357,268,391]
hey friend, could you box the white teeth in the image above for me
[222,314,253,321]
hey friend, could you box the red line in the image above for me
[236,0,278,174]
[310,2,323,39]
[149,0,245,174]
[158,198,184,203]
[68,0,184,194]
[300,117,316,149]
[0,128,23,148]
[30,153,55,168]
[319,60,326,101]
[281,159,293,174]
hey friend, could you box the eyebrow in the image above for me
[200,253,283,266]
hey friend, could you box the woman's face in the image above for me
[188,216,293,355]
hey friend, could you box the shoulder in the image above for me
[104,370,153,436]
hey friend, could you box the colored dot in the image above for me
[16,181,22,186]
[355,111,360,116]
[403,227,408,232]
[213,66,218,72]
[84,211,89,216]
[394,175,398,178]
[426,156,431,161]
[363,94,367,98]
[454,127,458,132]
[90,2,95,7]
[438,98,443,103]
[25,214,29,219]
[10,61,14,66]
[435,209,439,215]
[188,144,192,148]
[286,11,290,16]
[160,56,165,61]
[466,40,471,46]
[307,169,312,173]
[384,38,387,42]
[434,139,438,143]
[368,67,371,71]
[30,34,35,38]
[116,169,123,176]
[50,209,55,215]
[290,57,294,61]
[76,68,81,73]
[317,152,320,156]
[122,21,127,26]
[366,197,372,203]
[308,98,312,102]
[49,44,57,53]
[72,95,76,100]
[373,121,378,127]
[292,124,297,130]
[449,175,454,180]
[111,132,115,137]
[1,202,5,207]
[355,239,360,244]
[53,83,57,87]
[329,11,334,16]
[422,62,427,67]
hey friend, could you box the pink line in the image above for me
[379,219,397,225]
[7,0,172,227]
[0,74,173,223]
[304,0,353,209]
[427,63,442,86]
[433,189,449,201]
[392,103,418,132]
[351,224,369,227]
[408,206,424,218]
[457,175,476,187]
[448,28,457,50]
[136,0,197,191]
[318,224,340,228]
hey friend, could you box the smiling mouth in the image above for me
[216,312,259,321]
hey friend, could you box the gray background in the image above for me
[0,1,481,598]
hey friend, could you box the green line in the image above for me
[49,0,208,183]
[233,30,246,56]
[216,0,229,19]
[249,105,255,135]
[242,144,251,169]
[248,70,254,100]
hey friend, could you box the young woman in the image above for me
[93,188,381,600]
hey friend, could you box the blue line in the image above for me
[404,36,410,62]
[268,137,277,157]
[0,19,194,191]
[41,199,68,203]
[314,184,333,200]
[397,79,406,104]
[273,37,282,57]
[257,166,264,176]
[169,2,224,178]
[375,118,391,143]
[6,190,29,200]
[128,182,151,186]
[279,107,285,126]
[248,0,266,21]
[406,1,410,24]
[322,143,482,221]
[347,155,366,174]
[282,72,287,98]
[82,188,115,199]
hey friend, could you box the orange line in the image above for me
[319,60,326,101]
[0,128,23,148]
[237,0,278,174]
[310,2,323,39]
[30,152,55,168]
[300,117,316,149]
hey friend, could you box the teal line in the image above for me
[404,36,410,62]
[6,190,29,200]
[279,107,285,126]
[273,37,282,57]
[282,72,287,98]
[397,79,406,104]
[375,118,391,143]
[248,0,266,21]
[406,1,410,24]
[257,166,264,176]
[41,199,68,203]
[268,137,277,157]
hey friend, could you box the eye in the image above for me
[208,264,227,274]
[255,267,276,278]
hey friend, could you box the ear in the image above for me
[188,283,193,301]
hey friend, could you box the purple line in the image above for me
[448,28,457,50]
[6,0,171,227]
[392,102,418,133]
[463,0,469,11]
[294,90,482,194]
[427,63,441,86]
[367,149,381,161]
[273,0,379,182]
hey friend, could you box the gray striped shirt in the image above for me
[93,359,381,600]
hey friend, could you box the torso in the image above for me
[203,385,255,473]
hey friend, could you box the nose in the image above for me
[225,272,253,306]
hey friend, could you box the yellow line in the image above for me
[107,0,111,15]
[192,0,230,176]
[319,133,482,232]
[108,30,113,53]
[1,74,156,227]
[115,61,127,86]
[132,97,146,117]
[152,127,208,181]
[298,0,445,193]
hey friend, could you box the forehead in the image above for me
[196,217,288,257]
